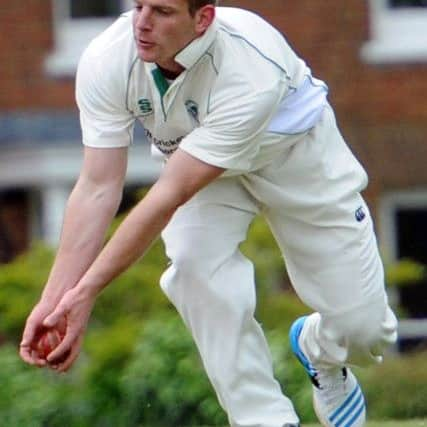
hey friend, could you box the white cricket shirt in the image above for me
[76,7,328,173]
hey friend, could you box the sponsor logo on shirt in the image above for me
[145,128,183,156]
[138,98,153,116]
[185,100,199,124]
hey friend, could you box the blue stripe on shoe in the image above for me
[289,316,317,378]
[343,400,365,427]
[329,384,361,423]
[335,391,364,427]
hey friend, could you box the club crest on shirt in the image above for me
[138,98,153,116]
[185,100,199,124]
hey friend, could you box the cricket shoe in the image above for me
[289,316,366,427]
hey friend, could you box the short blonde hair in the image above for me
[188,0,217,15]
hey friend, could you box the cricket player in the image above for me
[20,1,398,426]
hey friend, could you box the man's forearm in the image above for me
[40,179,122,304]
[71,148,224,300]
[73,182,177,298]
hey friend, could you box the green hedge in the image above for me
[0,215,426,426]
[1,316,426,426]
[360,350,427,420]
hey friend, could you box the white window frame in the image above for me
[360,0,427,64]
[378,190,427,341]
[45,0,134,77]
[378,189,427,261]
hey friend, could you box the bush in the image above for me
[0,244,54,342]
[360,350,427,420]
[0,236,170,341]
[1,210,426,425]
[120,313,227,427]
[0,343,87,427]
[2,320,427,426]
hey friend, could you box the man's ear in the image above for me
[194,5,215,35]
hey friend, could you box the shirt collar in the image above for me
[174,18,218,70]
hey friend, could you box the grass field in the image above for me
[305,421,427,427]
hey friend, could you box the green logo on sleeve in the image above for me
[138,98,153,116]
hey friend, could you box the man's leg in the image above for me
[160,177,300,427]
[281,210,397,427]
[243,104,397,426]
[268,197,397,368]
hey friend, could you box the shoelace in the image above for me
[314,367,347,407]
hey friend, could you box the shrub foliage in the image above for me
[0,215,426,426]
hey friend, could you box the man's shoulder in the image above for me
[215,7,284,45]
[76,12,140,104]
[213,7,306,87]
[81,12,136,71]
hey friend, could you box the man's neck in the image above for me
[156,64,184,80]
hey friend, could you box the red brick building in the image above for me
[1,1,426,338]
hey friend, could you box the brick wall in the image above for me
[223,1,427,206]
[1,1,427,203]
[0,0,74,110]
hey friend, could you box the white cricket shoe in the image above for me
[289,316,366,427]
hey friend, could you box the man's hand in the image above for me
[41,285,96,372]
[20,146,127,371]
[20,301,57,367]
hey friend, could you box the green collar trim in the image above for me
[151,68,170,98]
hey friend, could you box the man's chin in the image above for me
[137,49,157,63]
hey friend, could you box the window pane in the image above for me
[71,0,122,18]
[396,208,427,263]
[389,0,427,7]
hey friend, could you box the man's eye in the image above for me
[157,8,172,15]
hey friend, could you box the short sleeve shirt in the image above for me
[76,7,328,173]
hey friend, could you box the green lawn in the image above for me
[305,421,426,427]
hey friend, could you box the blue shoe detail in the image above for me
[289,316,317,380]
[331,385,364,427]
[343,400,365,427]
[329,384,361,422]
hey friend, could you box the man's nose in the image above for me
[135,7,153,30]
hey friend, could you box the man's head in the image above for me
[133,0,216,75]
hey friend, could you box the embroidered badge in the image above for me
[138,98,153,116]
[185,100,199,124]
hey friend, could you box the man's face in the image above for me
[133,0,202,73]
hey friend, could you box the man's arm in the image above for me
[42,148,224,371]
[42,146,128,302]
[74,148,224,293]
[20,146,127,366]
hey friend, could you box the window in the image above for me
[379,191,427,350]
[45,0,134,76]
[389,0,427,7]
[361,0,427,64]
[379,190,427,270]
[71,1,123,18]
[0,190,31,263]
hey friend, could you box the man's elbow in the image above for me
[71,177,124,214]
[150,180,196,217]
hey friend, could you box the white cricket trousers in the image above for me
[160,105,398,427]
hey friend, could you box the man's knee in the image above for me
[321,300,398,350]
[160,248,256,317]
